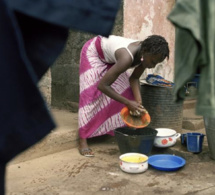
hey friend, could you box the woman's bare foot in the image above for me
[78,138,94,157]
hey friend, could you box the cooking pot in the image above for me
[119,153,148,173]
[154,128,181,148]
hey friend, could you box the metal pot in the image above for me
[119,153,148,173]
[154,128,181,148]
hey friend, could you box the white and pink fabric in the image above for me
[79,36,135,139]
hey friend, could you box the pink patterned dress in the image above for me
[79,36,136,139]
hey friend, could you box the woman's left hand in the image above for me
[129,105,148,116]
[126,100,147,115]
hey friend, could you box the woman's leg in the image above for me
[78,137,94,157]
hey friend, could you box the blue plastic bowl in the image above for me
[148,154,186,171]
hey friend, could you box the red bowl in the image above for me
[120,107,151,128]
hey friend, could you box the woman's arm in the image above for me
[129,65,146,104]
[97,48,142,112]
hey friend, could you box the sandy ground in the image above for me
[6,133,215,195]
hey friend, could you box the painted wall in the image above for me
[124,0,175,82]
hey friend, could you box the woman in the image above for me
[78,35,169,156]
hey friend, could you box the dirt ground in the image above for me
[6,133,215,195]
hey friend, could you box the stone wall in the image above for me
[50,32,94,112]
[39,69,51,106]
[50,2,123,112]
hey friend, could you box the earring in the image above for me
[141,57,144,61]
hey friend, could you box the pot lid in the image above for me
[155,128,177,137]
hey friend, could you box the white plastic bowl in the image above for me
[154,128,181,148]
[119,153,148,173]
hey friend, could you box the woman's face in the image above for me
[142,53,163,69]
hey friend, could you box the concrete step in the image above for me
[10,102,206,164]
[183,98,197,110]
[182,99,204,131]
[182,118,205,131]
[10,108,79,164]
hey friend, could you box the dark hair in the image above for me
[140,35,169,60]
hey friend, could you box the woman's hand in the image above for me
[126,100,147,116]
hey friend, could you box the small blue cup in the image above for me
[186,133,205,153]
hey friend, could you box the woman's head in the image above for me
[137,35,169,69]
[141,35,169,60]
